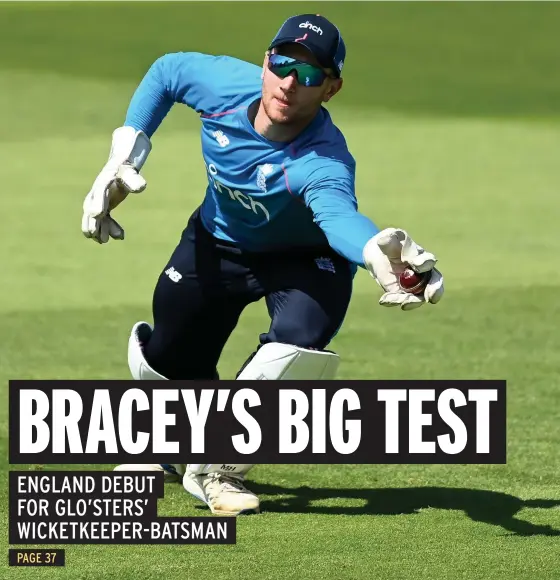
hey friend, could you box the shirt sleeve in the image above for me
[303,163,379,267]
[123,52,243,137]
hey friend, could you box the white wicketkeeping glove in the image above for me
[362,227,444,311]
[82,126,152,244]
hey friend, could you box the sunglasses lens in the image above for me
[268,54,326,87]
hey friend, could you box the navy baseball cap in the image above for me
[268,14,346,77]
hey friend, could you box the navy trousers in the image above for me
[143,209,354,379]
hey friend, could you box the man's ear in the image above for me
[323,78,343,102]
[261,51,269,80]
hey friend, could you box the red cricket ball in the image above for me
[399,267,431,295]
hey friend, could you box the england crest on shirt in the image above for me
[256,164,274,193]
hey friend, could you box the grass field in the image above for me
[1,2,559,578]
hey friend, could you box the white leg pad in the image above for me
[236,343,340,380]
[128,321,167,380]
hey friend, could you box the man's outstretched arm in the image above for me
[81,52,233,243]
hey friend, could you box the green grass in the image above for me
[1,2,560,579]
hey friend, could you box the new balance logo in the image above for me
[165,267,182,283]
[299,21,323,35]
[315,257,336,273]
[213,130,229,147]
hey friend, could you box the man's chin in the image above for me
[269,105,299,124]
[270,112,294,124]
[263,99,300,125]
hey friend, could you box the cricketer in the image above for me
[82,14,444,516]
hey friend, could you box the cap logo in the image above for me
[338,60,344,72]
[299,21,323,35]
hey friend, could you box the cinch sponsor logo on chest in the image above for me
[205,162,270,221]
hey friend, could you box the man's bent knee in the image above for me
[128,322,168,380]
[261,324,333,351]
[128,321,220,380]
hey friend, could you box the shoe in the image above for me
[183,471,260,515]
[113,464,185,483]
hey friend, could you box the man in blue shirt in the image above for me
[82,14,444,516]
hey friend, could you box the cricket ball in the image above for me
[399,267,431,295]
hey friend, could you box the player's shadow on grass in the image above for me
[249,482,560,537]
